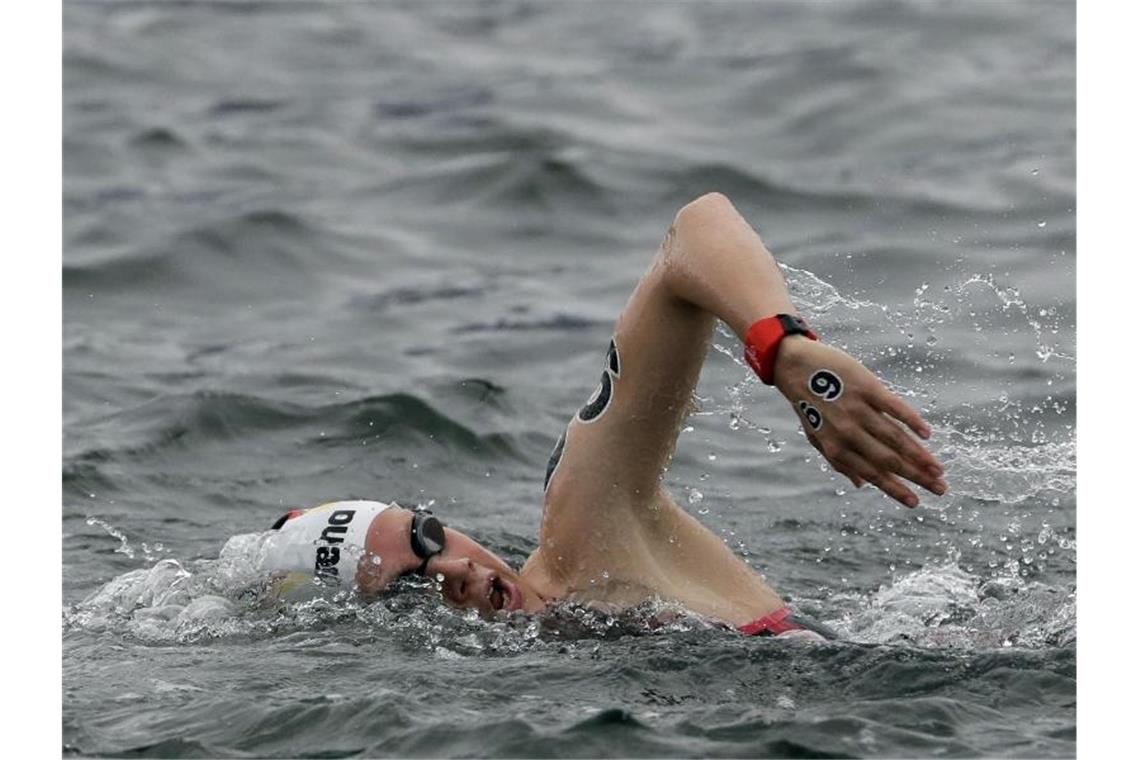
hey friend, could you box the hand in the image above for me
[771,336,947,508]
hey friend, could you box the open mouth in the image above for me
[487,575,517,612]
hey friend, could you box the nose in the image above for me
[428,557,482,606]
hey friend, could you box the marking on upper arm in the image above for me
[607,338,620,377]
[547,339,621,491]
[544,426,568,493]
[577,338,621,424]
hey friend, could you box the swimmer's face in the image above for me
[357,507,544,616]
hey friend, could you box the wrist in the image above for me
[772,334,812,392]
[743,313,818,385]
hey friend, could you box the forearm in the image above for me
[659,192,796,340]
[657,192,945,508]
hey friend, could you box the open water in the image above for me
[63,1,1076,757]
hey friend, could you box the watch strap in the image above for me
[743,313,819,385]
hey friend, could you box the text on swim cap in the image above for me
[313,509,356,582]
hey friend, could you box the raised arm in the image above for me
[542,193,945,526]
[661,193,947,506]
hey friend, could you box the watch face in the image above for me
[777,313,808,335]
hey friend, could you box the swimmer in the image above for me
[259,193,947,638]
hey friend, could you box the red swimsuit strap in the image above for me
[737,606,799,636]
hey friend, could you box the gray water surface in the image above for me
[64,2,1075,757]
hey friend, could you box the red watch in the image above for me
[743,313,819,385]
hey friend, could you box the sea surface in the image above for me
[63,1,1076,757]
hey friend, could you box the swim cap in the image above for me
[259,500,392,589]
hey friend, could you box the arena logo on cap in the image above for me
[313,509,356,582]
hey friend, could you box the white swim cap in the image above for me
[258,500,392,589]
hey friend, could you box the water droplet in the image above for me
[1030,167,1040,175]
[371,555,382,565]
[1037,220,1047,228]
[707,453,717,461]
[435,573,445,583]
[688,489,704,505]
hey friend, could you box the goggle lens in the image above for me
[411,511,446,575]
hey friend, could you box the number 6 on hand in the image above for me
[797,400,823,431]
[808,369,844,402]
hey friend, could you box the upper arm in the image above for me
[541,224,717,522]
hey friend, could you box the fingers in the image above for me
[854,427,946,496]
[859,408,947,491]
[871,388,932,440]
[867,471,919,508]
[793,379,946,506]
[837,465,865,490]
[807,430,863,489]
[835,450,918,508]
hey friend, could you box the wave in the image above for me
[455,313,603,334]
[658,161,1041,218]
[66,388,522,466]
[822,559,1074,650]
[371,148,613,213]
[350,284,487,312]
[374,87,493,120]
[937,437,1074,507]
[63,207,333,294]
[126,126,190,152]
[173,208,316,258]
[207,98,287,116]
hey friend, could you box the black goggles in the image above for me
[410,509,446,576]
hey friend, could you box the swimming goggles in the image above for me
[410,509,446,576]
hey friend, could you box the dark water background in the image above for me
[63,1,1076,757]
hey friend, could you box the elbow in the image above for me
[662,192,741,268]
[657,192,738,299]
[672,192,738,236]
